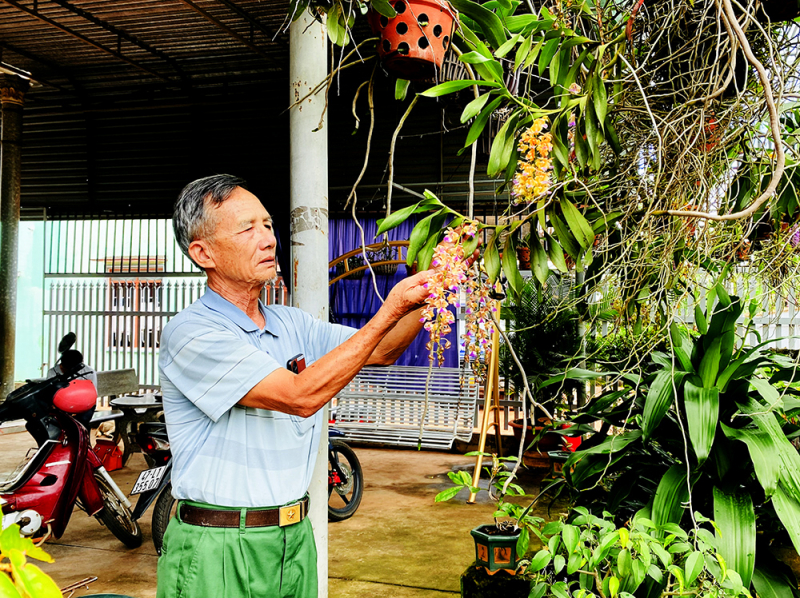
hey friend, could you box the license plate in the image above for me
[130,466,167,495]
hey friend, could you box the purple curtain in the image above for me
[328,217,458,368]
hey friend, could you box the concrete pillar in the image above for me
[0,74,29,400]
[288,11,329,598]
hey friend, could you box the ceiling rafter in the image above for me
[0,41,82,94]
[1,0,174,82]
[212,0,289,49]
[46,0,189,80]
[174,0,283,68]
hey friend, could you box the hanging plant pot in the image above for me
[368,0,455,80]
[516,246,531,270]
[470,524,522,575]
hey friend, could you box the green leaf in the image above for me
[529,232,549,285]
[395,78,411,101]
[434,486,464,502]
[464,96,504,148]
[517,527,530,558]
[560,198,595,250]
[592,73,608,127]
[524,36,544,69]
[752,563,796,598]
[370,0,397,17]
[722,423,780,497]
[574,118,589,169]
[529,582,547,598]
[713,486,756,588]
[515,35,533,71]
[488,112,519,176]
[406,210,440,266]
[502,233,524,297]
[683,379,719,466]
[461,93,491,123]
[550,212,580,258]
[585,99,600,168]
[617,549,631,577]
[562,524,579,554]
[12,563,61,598]
[495,32,521,58]
[604,115,621,154]
[698,337,722,388]
[377,201,421,235]
[670,323,695,372]
[449,0,508,49]
[652,465,689,530]
[544,232,568,273]
[530,549,552,572]
[420,79,500,97]
[567,552,583,575]
[609,576,620,597]
[416,215,446,270]
[554,554,566,573]
[684,551,704,586]
[538,37,560,76]
[695,305,708,335]
[771,483,800,556]
[642,370,686,441]
[484,229,504,282]
[552,581,570,598]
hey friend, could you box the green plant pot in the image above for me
[470,524,522,573]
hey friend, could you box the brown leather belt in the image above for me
[179,497,309,528]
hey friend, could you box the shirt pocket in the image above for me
[289,414,316,435]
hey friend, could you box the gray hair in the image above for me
[173,174,248,267]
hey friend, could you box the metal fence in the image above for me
[42,218,288,388]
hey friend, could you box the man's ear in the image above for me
[188,240,215,271]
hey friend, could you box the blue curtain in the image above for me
[328,217,458,368]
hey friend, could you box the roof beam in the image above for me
[45,0,188,80]
[175,0,283,68]
[212,0,289,50]
[2,0,173,81]
[0,41,82,94]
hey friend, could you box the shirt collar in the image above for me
[199,288,277,336]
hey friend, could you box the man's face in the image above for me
[198,187,278,285]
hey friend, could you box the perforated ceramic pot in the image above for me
[368,0,455,80]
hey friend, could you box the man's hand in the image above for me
[381,270,432,322]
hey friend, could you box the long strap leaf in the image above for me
[684,379,719,465]
[713,486,756,588]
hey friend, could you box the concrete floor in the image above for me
[0,430,560,597]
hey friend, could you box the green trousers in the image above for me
[156,500,318,598]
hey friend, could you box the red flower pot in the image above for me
[368,0,455,80]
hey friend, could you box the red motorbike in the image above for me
[0,335,142,547]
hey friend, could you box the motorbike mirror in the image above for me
[59,349,84,375]
[58,332,77,354]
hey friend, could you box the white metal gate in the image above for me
[43,218,287,388]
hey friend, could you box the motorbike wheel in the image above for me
[94,472,143,548]
[152,482,176,556]
[328,439,363,522]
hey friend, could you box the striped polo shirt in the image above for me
[159,288,357,507]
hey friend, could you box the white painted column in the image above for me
[288,11,329,598]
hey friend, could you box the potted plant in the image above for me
[335,253,367,280]
[367,0,456,80]
[436,453,545,575]
[367,244,399,275]
[553,286,800,597]
[459,507,752,598]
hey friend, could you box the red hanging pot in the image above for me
[368,0,456,80]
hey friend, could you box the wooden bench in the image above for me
[333,365,480,450]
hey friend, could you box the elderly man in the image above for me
[156,174,435,598]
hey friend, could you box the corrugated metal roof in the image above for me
[1,0,291,99]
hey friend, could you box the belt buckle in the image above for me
[279,502,302,527]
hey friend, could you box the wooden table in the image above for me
[109,394,163,465]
